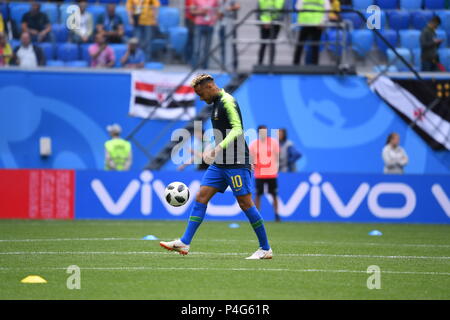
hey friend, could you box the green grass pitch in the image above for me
[0,220,449,299]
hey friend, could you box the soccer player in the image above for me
[249,125,281,222]
[160,74,272,259]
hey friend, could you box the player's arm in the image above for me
[219,97,243,150]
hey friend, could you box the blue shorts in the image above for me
[200,165,253,196]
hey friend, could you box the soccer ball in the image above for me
[164,182,190,207]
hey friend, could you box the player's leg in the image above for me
[254,178,264,211]
[268,178,280,222]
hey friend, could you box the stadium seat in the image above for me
[351,30,374,57]
[168,26,188,57]
[0,2,9,21]
[412,47,421,69]
[375,0,398,9]
[424,0,445,9]
[56,43,79,61]
[87,5,106,25]
[115,5,131,29]
[158,7,180,34]
[52,23,69,43]
[352,0,374,10]
[65,60,89,68]
[375,29,398,53]
[435,29,447,47]
[99,0,122,3]
[411,10,433,30]
[326,28,350,57]
[399,0,423,10]
[10,3,31,33]
[46,60,65,67]
[59,3,72,25]
[9,39,20,51]
[387,10,410,30]
[341,12,365,29]
[435,11,450,31]
[80,43,93,64]
[109,43,127,67]
[387,47,413,71]
[40,3,58,25]
[438,48,450,71]
[144,62,164,70]
[399,29,421,50]
[39,42,55,61]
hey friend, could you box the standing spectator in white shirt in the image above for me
[382,132,408,174]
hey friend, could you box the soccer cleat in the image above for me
[159,239,190,255]
[245,248,273,260]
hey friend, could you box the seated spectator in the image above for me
[88,33,115,68]
[0,12,5,34]
[21,2,52,43]
[11,32,46,67]
[70,1,94,44]
[0,32,12,66]
[120,37,145,68]
[126,0,160,61]
[96,3,125,44]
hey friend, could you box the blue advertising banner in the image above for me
[75,170,450,223]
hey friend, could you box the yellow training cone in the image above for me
[21,275,47,284]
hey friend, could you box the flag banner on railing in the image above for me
[370,76,450,151]
[129,71,196,120]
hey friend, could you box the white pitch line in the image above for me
[1,237,450,249]
[0,265,449,276]
[1,251,450,260]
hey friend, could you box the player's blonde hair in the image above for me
[190,73,214,88]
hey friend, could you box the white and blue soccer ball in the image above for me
[164,182,190,207]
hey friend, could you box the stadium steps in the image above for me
[144,73,250,170]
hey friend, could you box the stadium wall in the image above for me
[1,169,449,224]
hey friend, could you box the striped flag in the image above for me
[370,76,450,150]
[129,71,196,120]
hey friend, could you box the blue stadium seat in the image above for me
[399,29,421,50]
[326,29,350,57]
[435,10,450,31]
[341,12,365,29]
[99,0,122,3]
[115,5,131,28]
[109,43,127,67]
[411,10,433,30]
[158,7,180,34]
[52,23,69,43]
[387,47,412,71]
[144,62,164,70]
[59,3,72,25]
[424,0,445,9]
[0,2,9,21]
[168,26,188,57]
[65,60,89,67]
[9,39,20,50]
[364,10,387,29]
[399,0,423,10]
[435,29,447,47]
[10,3,31,32]
[387,10,410,30]
[39,42,55,60]
[41,3,58,24]
[46,60,65,67]
[80,43,93,64]
[375,29,398,53]
[56,43,79,61]
[438,48,450,70]
[376,0,398,9]
[352,0,374,10]
[88,5,106,25]
[412,47,421,69]
[351,30,374,57]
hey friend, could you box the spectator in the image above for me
[89,33,115,68]
[126,0,160,61]
[21,2,52,43]
[382,132,408,174]
[70,1,94,44]
[218,0,240,70]
[121,37,145,68]
[249,125,281,222]
[278,128,302,172]
[0,11,5,34]
[96,3,125,44]
[0,32,12,66]
[293,0,330,66]
[420,16,443,72]
[257,0,285,66]
[191,0,220,69]
[105,124,132,171]
[328,0,341,22]
[12,32,46,67]
[184,0,195,62]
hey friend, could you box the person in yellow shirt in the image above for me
[126,0,160,61]
[0,12,5,33]
[0,32,12,66]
